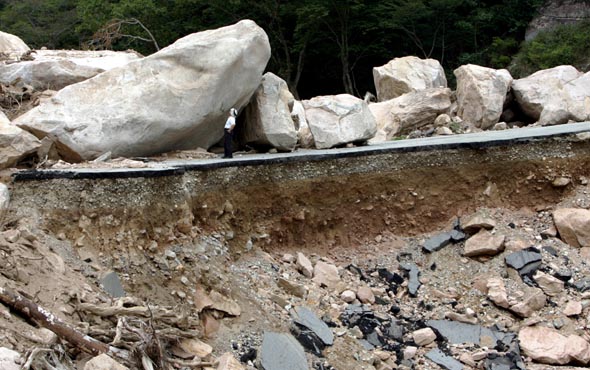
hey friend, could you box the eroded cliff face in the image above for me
[526,0,590,41]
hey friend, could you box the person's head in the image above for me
[230,108,238,117]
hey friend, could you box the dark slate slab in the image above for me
[574,278,590,292]
[422,232,453,253]
[290,306,334,346]
[426,320,512,346]
[291,326,325,357]
[382,320,404,341]
[100,271,126,298]
[425,348,463,370]
[505,248,542,276]
[261,332,309,370]
[449,229,466,242]
[400,263,421,297]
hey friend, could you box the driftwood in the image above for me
[0,286,110,356]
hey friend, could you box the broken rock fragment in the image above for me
[216,352,245,370]
[463,229,505,257]
[553,208,590,248]
[290,306,334,346]
[312,260,340,288]
[486,277,510,308]
[533,271,564,297]
[412,327,437,346]
[509,288,546,318]
[518,326,590,365]
[400,263,421,297]
[425,348,463,370]
[296,252,313,278]
[505,248,542,276]
[260,332,309,370]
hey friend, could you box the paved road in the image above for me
[14,121,590,181]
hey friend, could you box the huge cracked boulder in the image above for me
[243,72,297,152]
[0,111,41,169]
[303,94,376,149]
[553,208,590,248]
[0,50,140,90]
[0,31,29,58]
[519,326,590,365]
[368,88,451,140]
[373,56,447,101]
[454,64,512,129]
[512,65,584,125]
[14,20,271,161]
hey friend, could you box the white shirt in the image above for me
[224,116,235,130]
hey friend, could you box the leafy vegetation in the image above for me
[0,0,577,98]
[510,20,590,78]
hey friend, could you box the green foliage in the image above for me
[511,20,590,78]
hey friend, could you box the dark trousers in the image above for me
[224,129,233,158]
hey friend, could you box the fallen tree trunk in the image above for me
[0,287,120,357]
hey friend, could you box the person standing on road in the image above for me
[223,108,238,158]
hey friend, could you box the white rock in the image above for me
[512,65,582,125]
[84,354,128,370]
[0,183,9,216]
[0,112,42,169]
[14,20,271,161]
[373,56,447,101]
[368,88,451,141]
[0,50,140,91]
[303,94,376,149]
[0,31,30,59]
[454,64,512,129]
[412,327,436,346]
[0,347,21,370]
[243,72,297,151]
[292,101,314,148]
[340,290,357,303]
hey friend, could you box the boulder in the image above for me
[0,50,140,91]
[0,112,41,169]
[0,347,21,370]
[84,354,128,370]
[14,20,271,161]
[292,101,314,148]
[564,71,590,121]
[512,65,582,125]
[373,56,447,101]
[518,326,590,365]
[303,94,376,149]
[369,88,452,140]
[243,72,297,151]
[0,31,30,58]
[454,64,512,129]
[553,208,590,248]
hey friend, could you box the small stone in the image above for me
[180,276,189,285]
[312,261,340,288]
[445,311,478,325]
[216,352,245,370]
[463,229,505,257]
[552,177,571,188]
[434,126,453,135]
[563,301,583,316]
[340,290,356,303]
[296,253,313,278]
[510,288,546,318]
[459,353,476,367]
[487,277,510,308]
[84,354,128,370]
[492,122,508,130]
[282,254,295,263]
[278,278,306,298]
[357,286,375,304]
[412,328,436,346]
[533,271,565,297]
[164,249,177,259]
[403,346,418,360]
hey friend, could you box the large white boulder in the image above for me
[0,111,41,169]
[454,64,513,129]
[373,56,447,101]
[564,71,590,122]
[512,65,582,125]
[243,72,297,152]
[0,31,30,59]
[0,50,141,90]
[369,88,452,141]
[0,183,9,217]
[303,94,377,149]
[291,101,314,148]
[14,20,271,161]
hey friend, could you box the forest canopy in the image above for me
[0,0,573,99]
